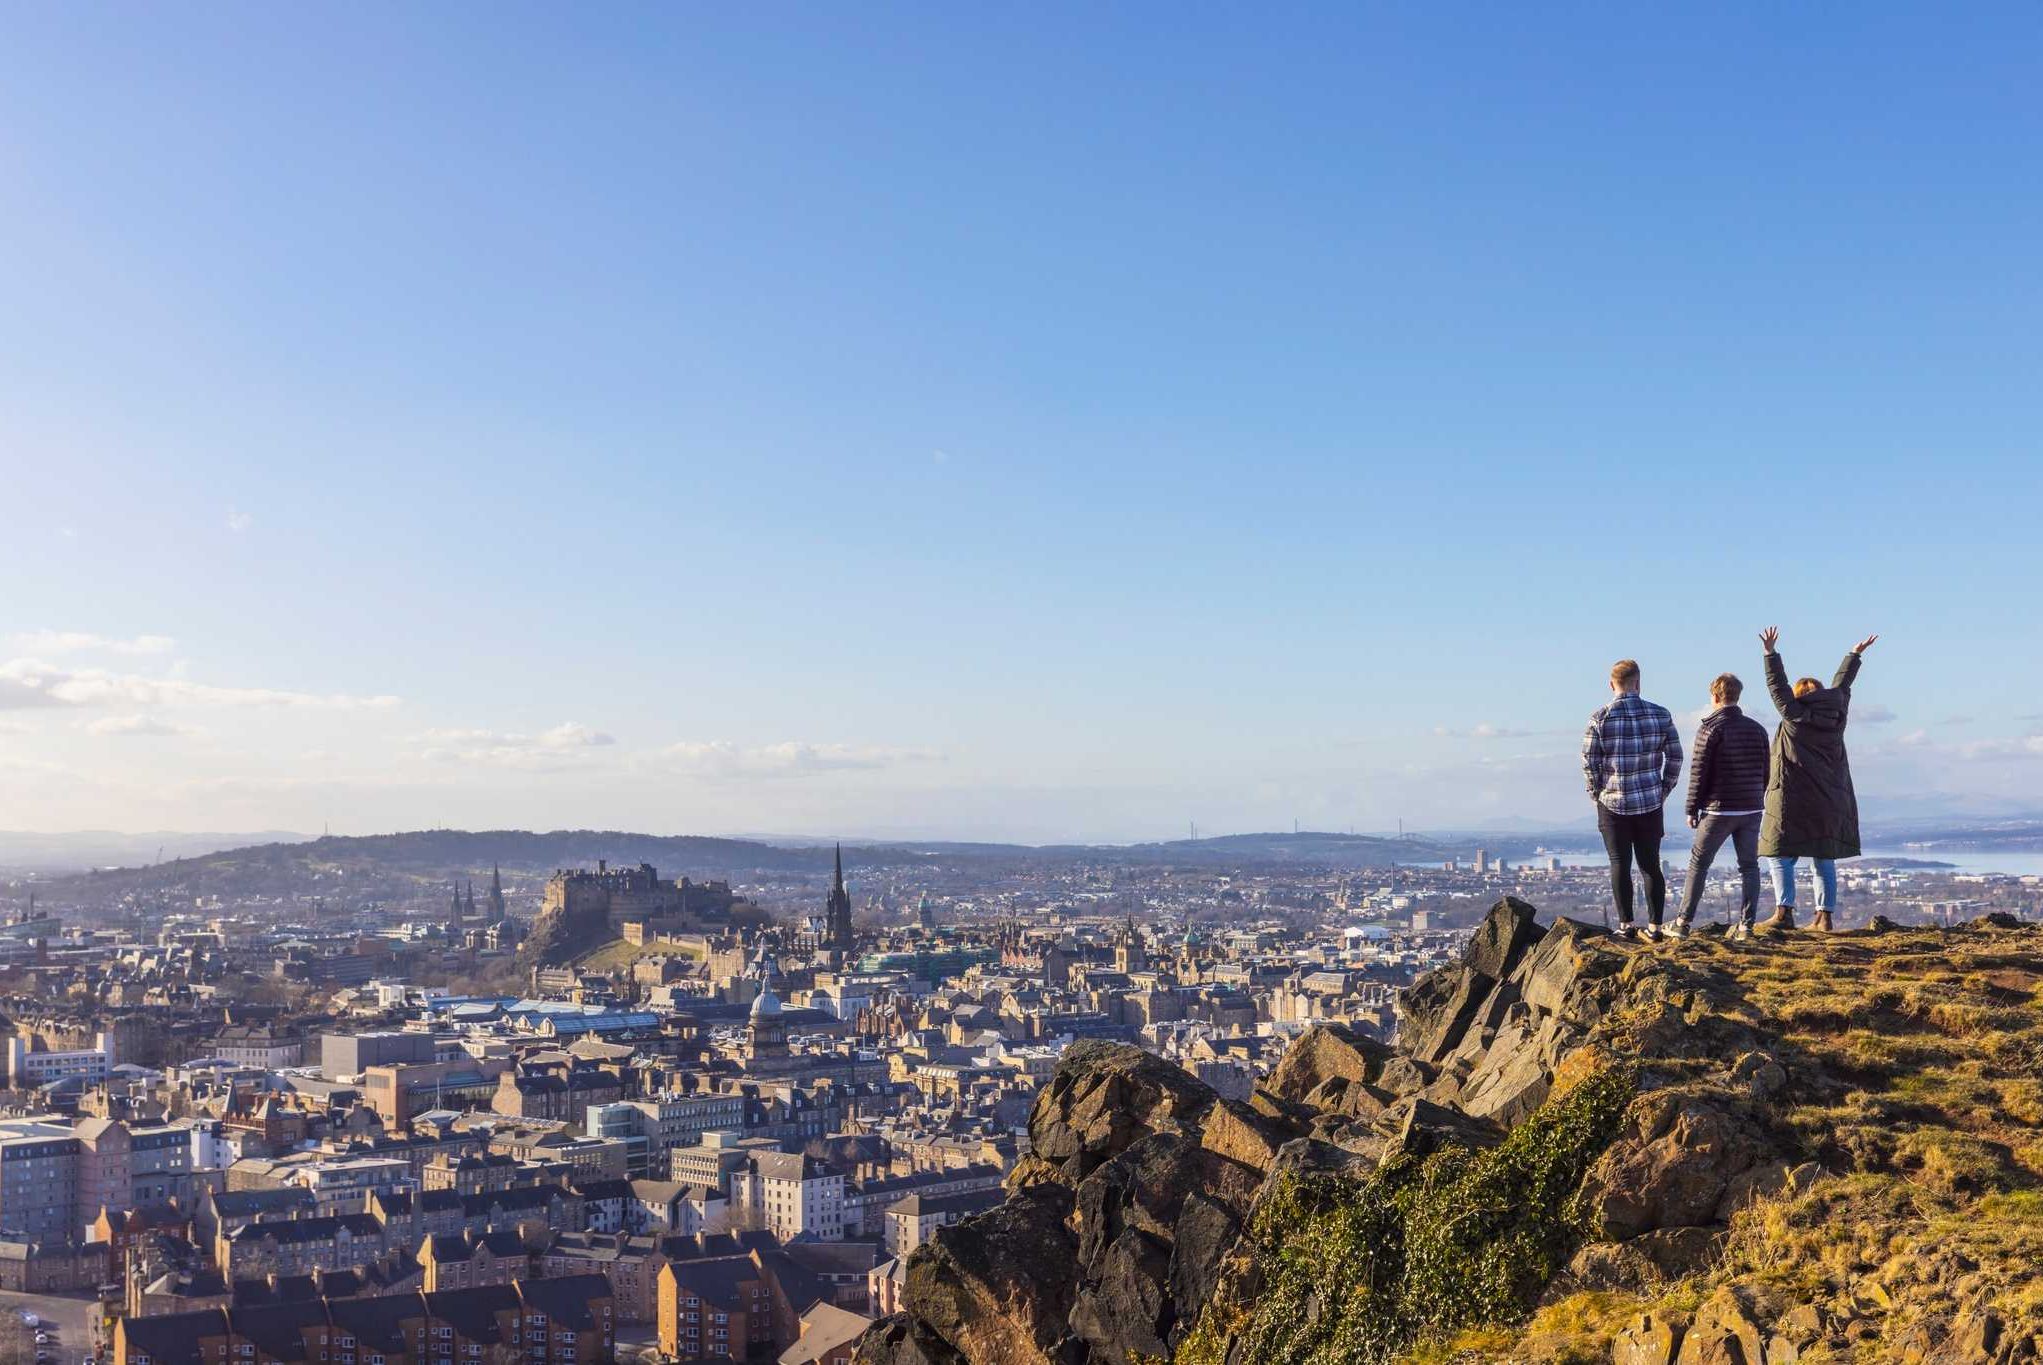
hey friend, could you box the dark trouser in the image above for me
[1676,811,1763,926]
[1597,804,1667,925]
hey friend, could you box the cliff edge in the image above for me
[856,900,2043,1364]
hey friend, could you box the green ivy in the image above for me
[1179,1066,1635,1365]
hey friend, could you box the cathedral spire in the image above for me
[825,843,854,953]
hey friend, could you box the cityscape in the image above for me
[0,828,2034,1362]
[6,3,2043,1363]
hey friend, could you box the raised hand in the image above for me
[1759,626,1780,652]
[1853,633,1879,655]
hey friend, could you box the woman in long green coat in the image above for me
[1755,627,1877,933]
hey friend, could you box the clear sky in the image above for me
[3,4,2040,842]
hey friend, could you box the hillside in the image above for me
[21,828,1463,914]
[858,903,2043,1365]
[24,828,880,911]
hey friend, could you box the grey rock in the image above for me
[1464,895,1549,980]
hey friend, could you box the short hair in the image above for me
[1610,659,1641,689]
[1793,677,1821,699]
[1710,673,1743,704]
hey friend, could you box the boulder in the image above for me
[1373,1094,1503,1163]
[1263,1022,1391,1103]
[1406,967,1497,1066]
[853,1315,965,1365]
[1614,1310,1690,1365]
[1198,1097,1292,1174]
[895,1183,1084,1365]
[1067,1227,1171,1363]
[1674,1286,1769,1365]
[1515,916,1623,1021]
[1729,1051,1787,1100]
[1465,895,1548,980]
[1456,1010,1585,1125]
[1582,1098,1784,1239]
[1025,1041,1227,1183]
[1568,1226,1726,1292]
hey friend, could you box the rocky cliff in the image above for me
[856,901,2043,1365]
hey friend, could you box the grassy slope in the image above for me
[573,937,706,973]
[1446,921,2043,1363]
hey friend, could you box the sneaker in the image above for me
[1642,923,1663,943]
[1613,921,1639,941]
[1663,920,1688,941]
[1728,922,1751,942]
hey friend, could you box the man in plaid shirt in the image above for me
[1582,658,1684,939]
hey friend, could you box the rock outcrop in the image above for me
[858,905,2043,1365]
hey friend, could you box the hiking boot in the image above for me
[1812,910,1835,933]
[1663,920,1688,941]
[1758,905,1797,933]
[1728,922,1752,942]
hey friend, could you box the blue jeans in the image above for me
[1769,857,1836,912]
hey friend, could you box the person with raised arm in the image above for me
[1754,627,1878,933]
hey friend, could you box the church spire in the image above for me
[825,843,854,953]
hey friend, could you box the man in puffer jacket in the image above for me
[1671,672,1772,939]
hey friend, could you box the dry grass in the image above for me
[1544,922,2043,1361]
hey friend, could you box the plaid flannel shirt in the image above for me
[1582,693,1683,815]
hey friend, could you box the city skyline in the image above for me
[5,5,2042,839]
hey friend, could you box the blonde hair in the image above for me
[1793,677,1821,698]
[1611,659,1641,690]
[1711,673,1743,704]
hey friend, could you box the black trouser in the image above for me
[1597,804,1667,924]
[1675,811,1762,926]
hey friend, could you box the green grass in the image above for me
[573,936,704,972]
[1175,1066,1636,1365]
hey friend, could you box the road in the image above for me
[0,1290,95,1365]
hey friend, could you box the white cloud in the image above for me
[0,676,69,709]
[1898,729,1931,748]
[226,509,254,533]
[651,740,944,779]
[1956,735,2043,761]
[1856,704,1898,725]
[415,721,617,769]
[0,658,399,711]
[538,721,615,749]
[84,714,199,738]
[1433,722,1534,740]
[7,630,175,656]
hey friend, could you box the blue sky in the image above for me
[2,4,2040,841]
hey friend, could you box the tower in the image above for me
[1115,915,1147,975]
[826,844,855,954]
[488,864,506,919]
[745,954,789,1069]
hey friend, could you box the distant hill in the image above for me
[15,826,1477,915]
[19,828,867,912]
[0,829,309,874]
